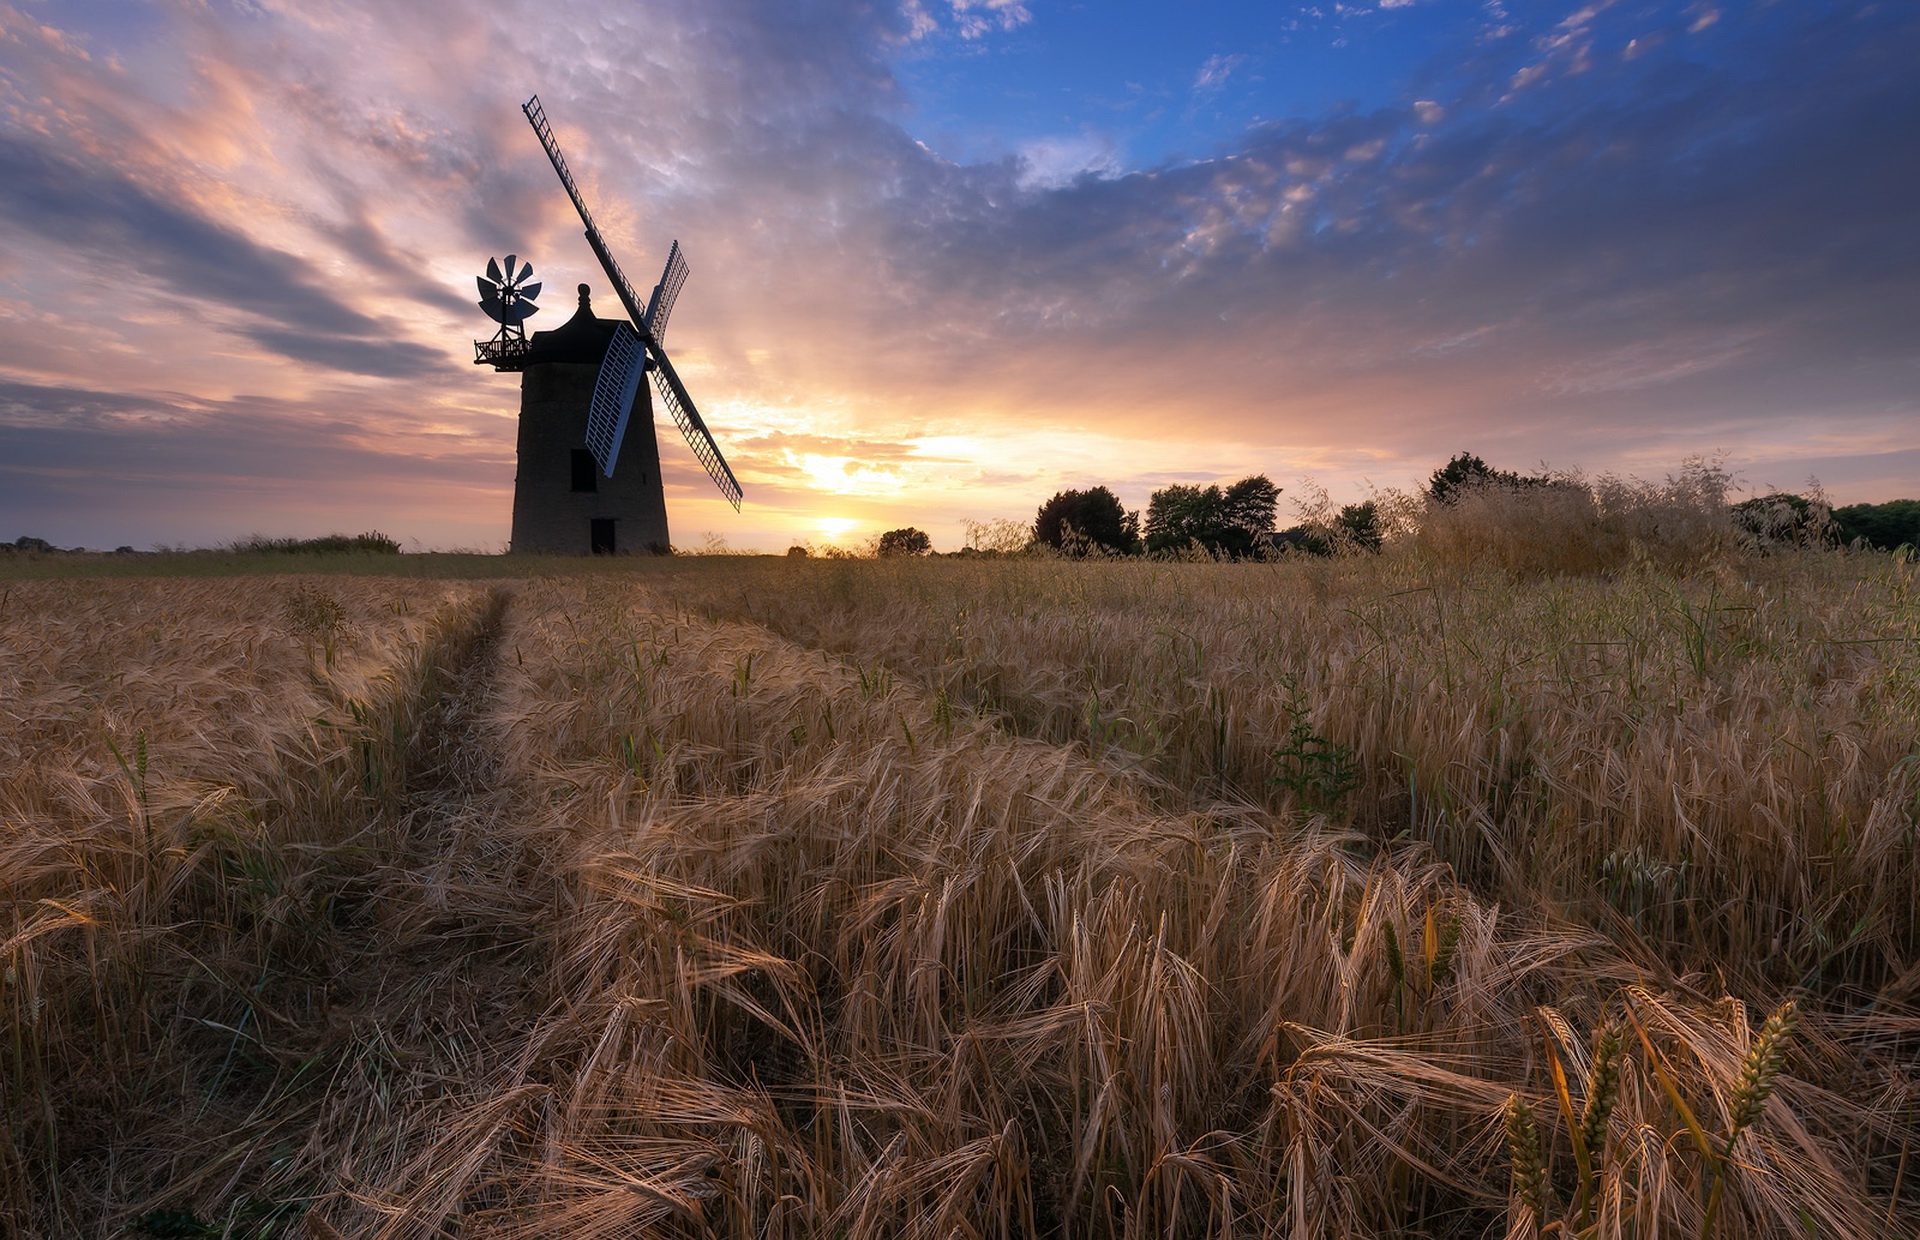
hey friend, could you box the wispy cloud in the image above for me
[1194,53,1247,95]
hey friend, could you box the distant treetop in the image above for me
[1034,487,1139,556]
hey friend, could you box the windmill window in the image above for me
[570,449,598,493]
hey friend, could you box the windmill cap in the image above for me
[519,283,620,365]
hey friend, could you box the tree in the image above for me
[1218,476,1281,557]
[1833,499,1920,551]
[1427,452,1529,504]
[1144,475,1280,557]
[877,527,933,557]
[1033,486,1139,555]
[1335,501,1383,552]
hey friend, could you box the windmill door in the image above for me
[590,519,617,555]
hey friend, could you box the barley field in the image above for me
[1,547,1916,1237]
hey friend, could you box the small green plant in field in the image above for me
[282,582,348,668]
[106,727,152,849]
[1600,846,1686,927]
[1269,674,1361,812]
[136,1193,305,1238]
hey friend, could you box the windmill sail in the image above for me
[644,241,690,344]
[586,324,646,477]
[523,95,742,510]
[649,343,744,508]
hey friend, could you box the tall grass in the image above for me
[2,550,1915,1236]
[1394,464,1741,577]
[695,550,1920,995]
[0,577,499,1231]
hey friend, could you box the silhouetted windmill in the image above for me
[475,95,741,555]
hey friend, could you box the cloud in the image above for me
[1014,133,1123,190]
[0,377,511,546]
[0,132,442,376]
[1,0,1917,556]
[1194,53,1248,95]
[943,0,1034,39]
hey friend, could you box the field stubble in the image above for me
[0,551,1915,1237]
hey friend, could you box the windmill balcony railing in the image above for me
[475,335,532,367]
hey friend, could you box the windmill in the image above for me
[475,95,741,555]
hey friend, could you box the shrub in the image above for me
[1731,493,1834,549]
[230,531,402,555]
[960,517,1033,555]
[1428,452,1536,504]
[1334,501,1383,553]
[1412,460,1736,576]
[876,527,933,557]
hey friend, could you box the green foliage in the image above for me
[1268,675,1360,812]
[136,1194,304,1238]
[1833,498,1920,551]
[876,527,933,557]
[1335,501,1383,552]
[1033,486,1139,555]
[230,531,402,555]
[1143,475,1279,557]
[282,583,349,668]
[1427,452,1533,503]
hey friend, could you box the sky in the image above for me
[0,0,1915,553]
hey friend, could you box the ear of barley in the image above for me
[1581,1024,1623,1159]
[1504,1093,1551,1225]
[1725,1000,1799,1149]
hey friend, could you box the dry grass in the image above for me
[1,551,1915,1237]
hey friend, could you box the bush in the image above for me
[876,527,933,557]
[960,517,1033,556]
[1033,487,1138,556]
[1412,460,1736,577]
[230,531,402,555]
[1731,493,1834,549]
[1334,501,1383,553]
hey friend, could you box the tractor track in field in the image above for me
[267,585,566,1233]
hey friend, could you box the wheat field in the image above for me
[1,548,1915,1237]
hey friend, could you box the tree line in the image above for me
[854,451,1919,560]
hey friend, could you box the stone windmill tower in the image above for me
[475,96,742,555]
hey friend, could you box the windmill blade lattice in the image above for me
[649,346,742,509]
[644,241,690,345]
[585,325,647,477]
